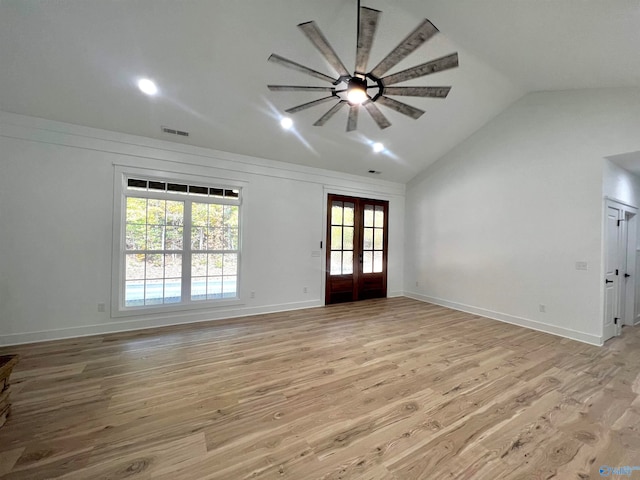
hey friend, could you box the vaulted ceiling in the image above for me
[1,0,639,182]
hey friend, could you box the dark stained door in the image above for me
[325,194,389,304]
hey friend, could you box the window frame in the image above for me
[111,167,245,317]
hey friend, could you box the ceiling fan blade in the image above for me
[268,85,336,92]
[376,96,425,119]
[298,21,350,78]
[268,54,337,84]
[369,19,439,78]
[346,104,359,132]
[381,53,459,86]
[314,101,347,126]
[363,101,391,129]
[383,86,451,97]
[355,7,381,74]
[285,96,336,114]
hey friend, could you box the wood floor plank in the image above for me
[0,297,638,479]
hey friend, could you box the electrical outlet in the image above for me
[415,281,419,287]
[575,261,588,271]
[303,286,308,294]
[97,303,106,312]
[250,291,255,299]
[539,304,546,313]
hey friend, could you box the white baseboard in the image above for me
[0,299,323,346]
[404,292,603,346]
[2,294,604,347]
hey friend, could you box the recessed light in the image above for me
[368,170,382,175]
[372,142,384,153]
[137,78,158,96]
[280,117,293,130]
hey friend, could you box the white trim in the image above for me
[405,292,604,346]
[604,196,639,211]
[0,111,405,196]
[111,165,247,317]
[0,299,323,347]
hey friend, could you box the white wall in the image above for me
[603,160,640,208]
[0,112,405,345]
[405,88,640,345]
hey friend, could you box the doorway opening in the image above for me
[603,198,638,342]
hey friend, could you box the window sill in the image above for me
[110,297,245,318]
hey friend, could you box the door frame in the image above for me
[321,187,393,305]
[603,197,638,339]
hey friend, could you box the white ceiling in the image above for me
[1,0,639,183]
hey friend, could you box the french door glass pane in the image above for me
[331,201,343,225]
[331,226,343,250]
[364,205,374,227]
[342,252,353,274]
[363,251,373,274]
[343,227,354,250]
[374,229,384,250]
[331,251,342,275]
[373,251,383,273]
[343,203,355,225]
[330,200,356,276]
[363,228,373,250]
[374,206,384,228]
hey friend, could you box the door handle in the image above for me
[605,279,614,284]
[625,273,631,278]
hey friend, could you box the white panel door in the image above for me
[603,204,621,341]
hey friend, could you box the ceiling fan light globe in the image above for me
[347,87,368,105]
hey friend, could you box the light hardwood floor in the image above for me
[0,297,639,479]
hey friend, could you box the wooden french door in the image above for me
[325,194,389,304]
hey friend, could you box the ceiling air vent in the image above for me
[161,126,189,137]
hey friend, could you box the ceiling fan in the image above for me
[267,1,459,132]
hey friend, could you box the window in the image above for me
[116,174,241,312]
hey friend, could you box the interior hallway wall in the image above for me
[405,88,640,345]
